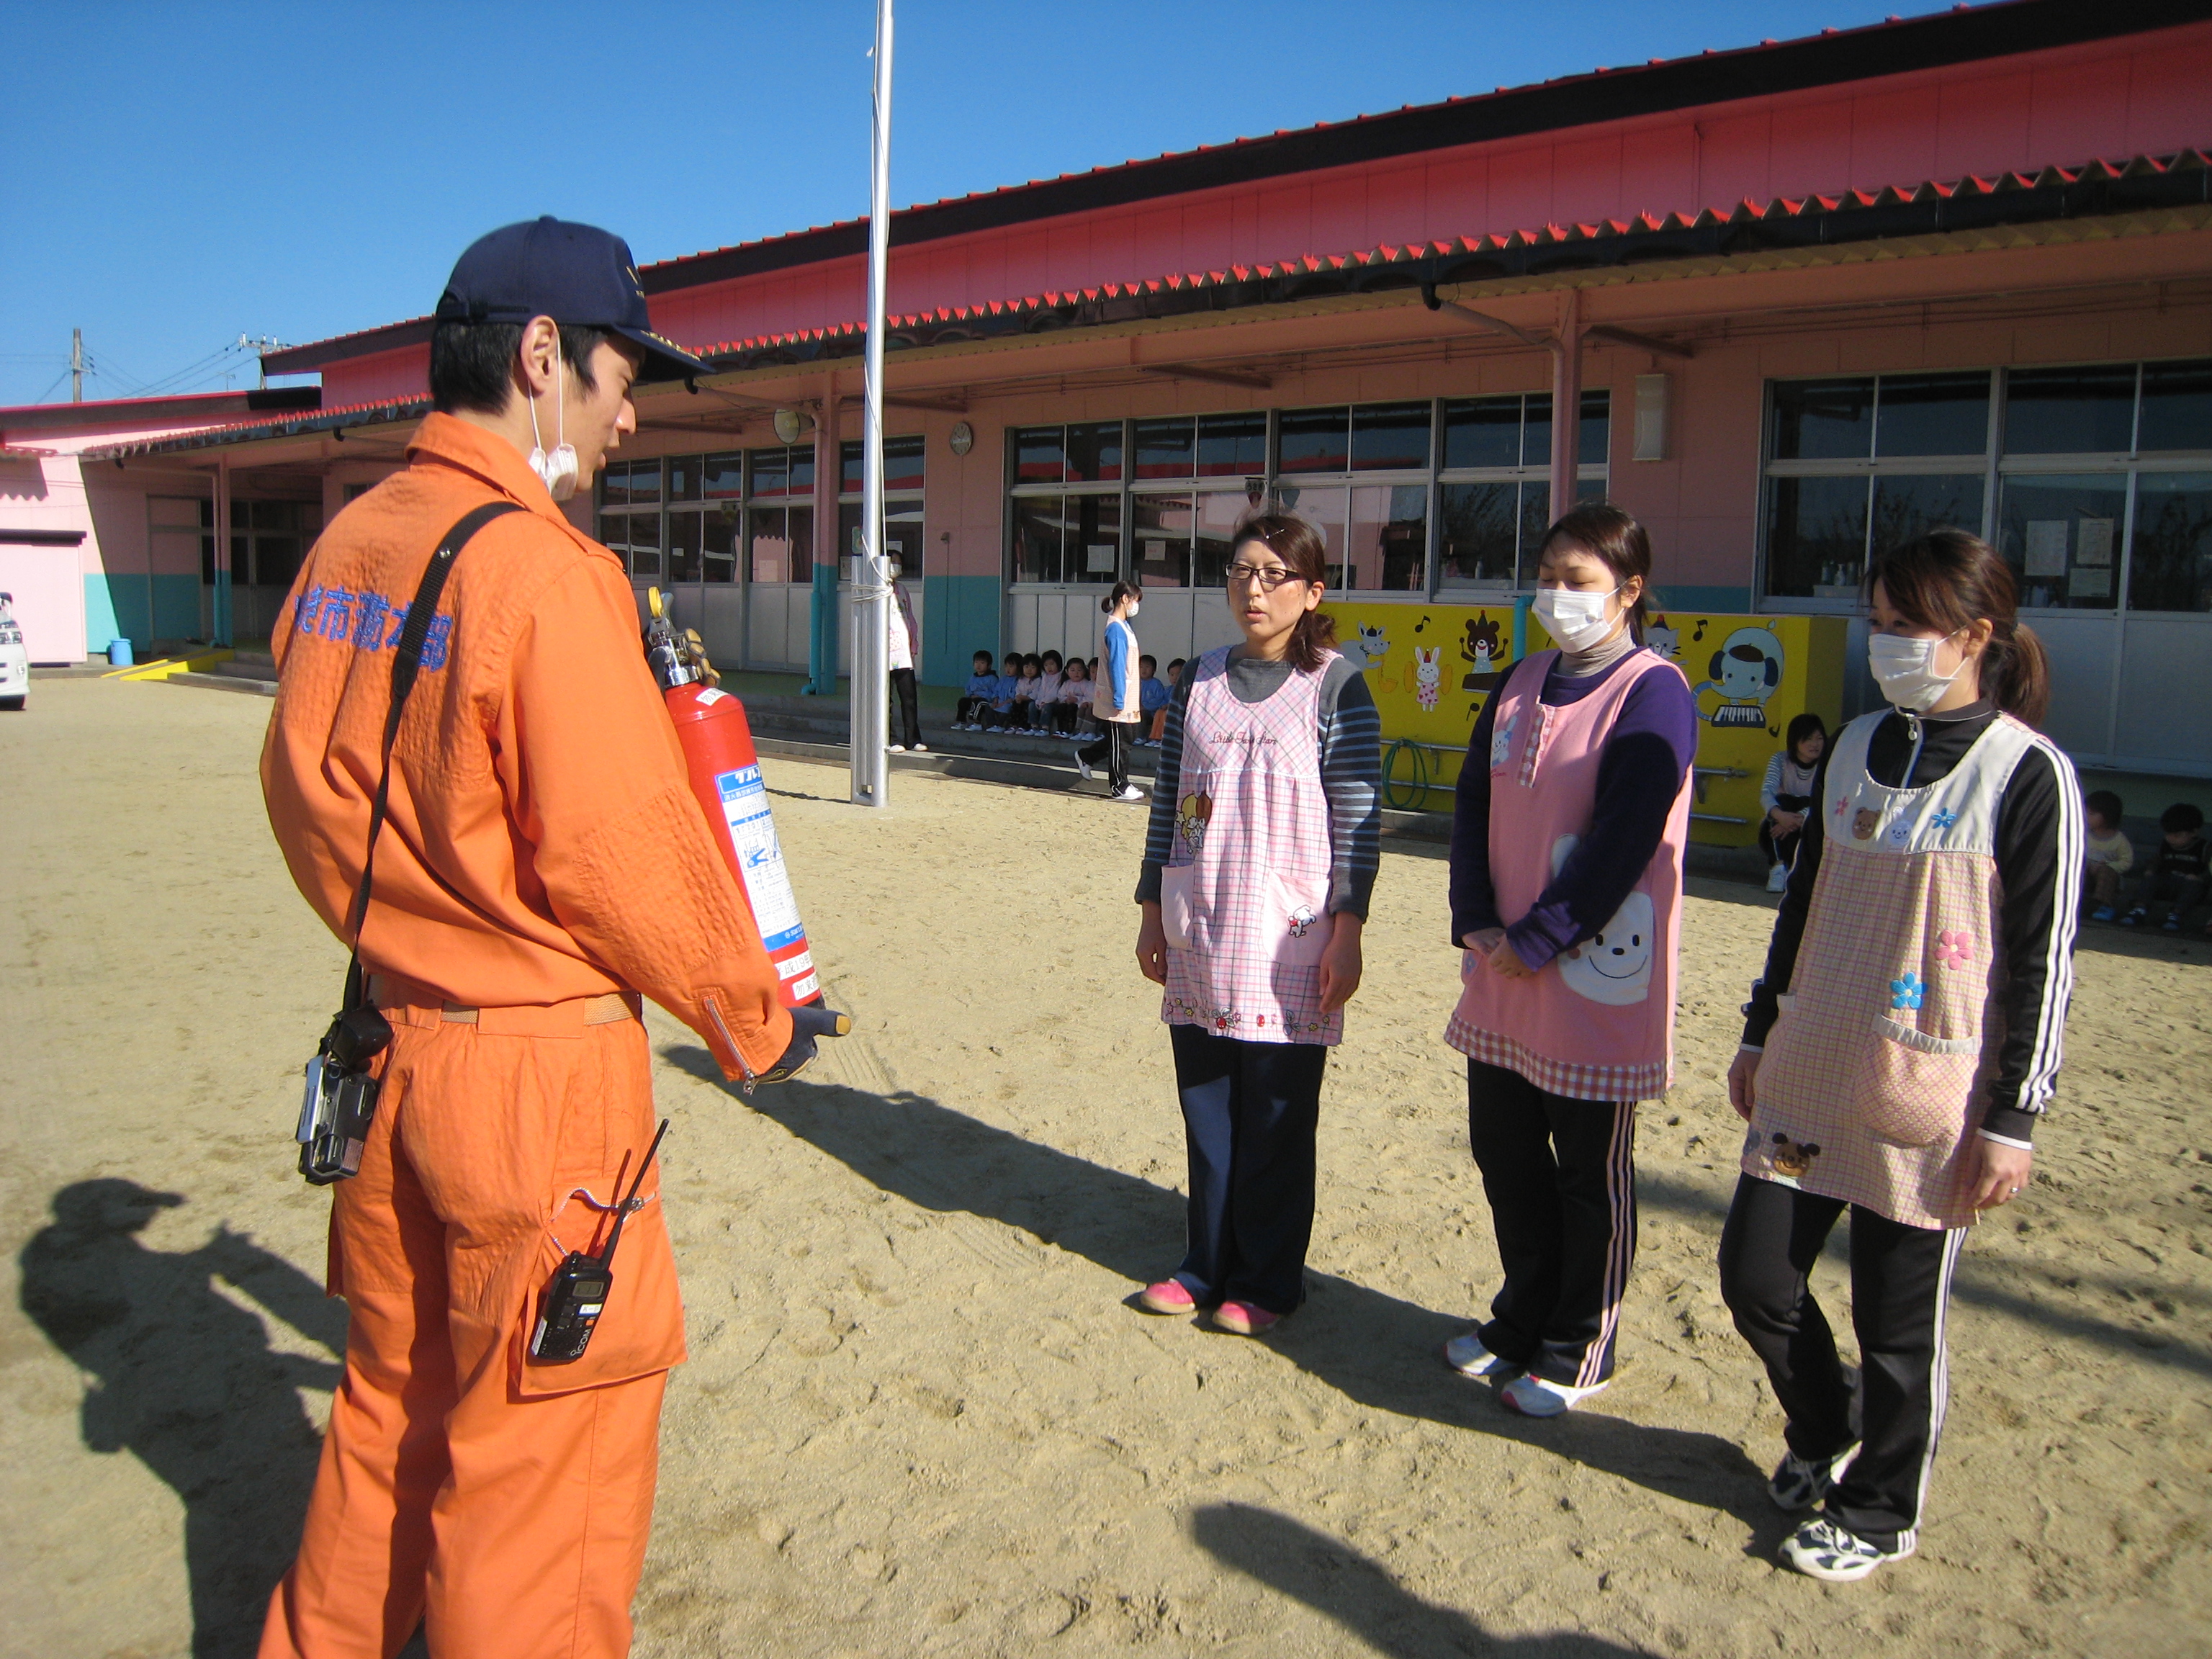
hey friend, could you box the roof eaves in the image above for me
[84,395,431,462]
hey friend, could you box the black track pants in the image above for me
[1465,1059,1637,1388]
[1717,1174,1966,1552]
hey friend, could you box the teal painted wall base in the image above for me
[1655,585,1755,614]
[922,574,1002,688]
[805,561,840,693]
[87,573,199,652]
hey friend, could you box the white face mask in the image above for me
[1125,601,1141,619]
[527,334,579,502]
[1534,584,1620,652]
[1867,631,1963,711]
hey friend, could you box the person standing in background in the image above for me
[1079,583,1147,803]
[1442,503,1696,1418]
[885,557,925,753]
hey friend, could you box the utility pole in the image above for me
[849,0,894,809]
[71,329,82,403]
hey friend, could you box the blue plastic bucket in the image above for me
[107,638,135,667]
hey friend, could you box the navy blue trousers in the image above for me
[1169,1024,1328,1316]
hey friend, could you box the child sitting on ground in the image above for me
[987,651,1022,729]
[1029,651,1064,732]
[2123,803,2210,932]
[957,649,997,729]
[1149,658,1184,745]
[1056,659,1090,736]
[1134,655,1169,747]
[2083,789,2134,922]
[1758,713,1827,894]
[1011,654,1042,729]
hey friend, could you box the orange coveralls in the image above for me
[258,413,791,1658]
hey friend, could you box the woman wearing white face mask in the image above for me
[1078,582,1146,801]
[1721,529,2080,1584]
[1442,504,1696,1417]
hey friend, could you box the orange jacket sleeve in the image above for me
[495,554,792,1081]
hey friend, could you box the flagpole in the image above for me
[850,0,894,808]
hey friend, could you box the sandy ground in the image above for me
[4,676,2209,1659]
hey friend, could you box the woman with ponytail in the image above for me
[1078,582,1146,801]
[1129,514,1381,1335]
[1722,528,2082,1583]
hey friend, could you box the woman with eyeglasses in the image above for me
[1442,503,1696,1416]
[1130,513,1382,1336]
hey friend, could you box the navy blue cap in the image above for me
[435,217,711,385]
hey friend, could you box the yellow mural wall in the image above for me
[1319,600,1847,845]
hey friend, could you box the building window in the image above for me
[598,442,896,588]
[838,436,927,575]
[1010,422,1130,588]
[1437,392,1609,591]
[1763,359,2212,614]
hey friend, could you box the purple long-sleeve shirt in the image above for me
[1448,649,1697,970]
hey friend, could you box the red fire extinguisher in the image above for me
[644,590,823,1007]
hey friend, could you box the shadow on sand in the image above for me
[667,1046,1783,1542]
[19,1179,346,1658]
[1194,1501,1644,1657]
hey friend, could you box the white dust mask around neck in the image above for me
[527,338,579,502]
[1867,631,1963,712]
[1533,585,1621,653]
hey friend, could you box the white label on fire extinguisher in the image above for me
[714,766,806,953]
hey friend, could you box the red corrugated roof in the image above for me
[682,148,2212,361]
[85,394,430,461]
[265,1,2193,372]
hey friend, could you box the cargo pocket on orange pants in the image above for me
[514,1178,688,1398]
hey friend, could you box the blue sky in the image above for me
[0,0,1912,408]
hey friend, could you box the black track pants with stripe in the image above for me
[1465,1060,1637,1388]
[1718,1174,1965,1552]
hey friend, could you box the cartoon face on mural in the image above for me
[1644,616,1681,660]
[1350,622,1390,671]
[1413,646,1442,710]
[1548,835,1655,1005]
[1460,614,1507,691]
[1693,626,1785,728]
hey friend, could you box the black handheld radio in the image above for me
[529,1119,670,1365]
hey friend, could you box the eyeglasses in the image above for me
[1225,562,1305,591]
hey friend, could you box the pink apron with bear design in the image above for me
[1745,710,2046,1230]
[1444,647,1691,1101]
[1160,646,1341,1046]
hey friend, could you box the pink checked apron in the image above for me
[1746,711,2047,1230]
[1444,648,1691,1100]
[1160,646,1341,1046]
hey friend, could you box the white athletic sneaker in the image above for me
[1498,1372,1607,1417]
[912,742,928,752]
[888,744,906,753]
[1766,863,1790,893]
[1769,1442,1860,1511]
[1780,1516,1912,1582]
[1112,784,1147,803]
[1442,1331,1521,1379]
[1075,754,1094,782]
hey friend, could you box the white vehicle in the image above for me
[0,592,26,711]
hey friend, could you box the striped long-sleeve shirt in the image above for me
[1136,650,1383,919]
[1740,698,2082,1143]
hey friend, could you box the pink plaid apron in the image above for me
[1745,711,2046,1229]
[1160,646,1340,1046]
[1444,648,1691,1101]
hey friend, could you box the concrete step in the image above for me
[167,670,275,698]
[206,658,280,684]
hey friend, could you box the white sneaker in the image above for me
[912,742,928,752]
[1499,1372,1607,1416]
[1112,784,1148,803]
[1075,754,1094,782]
[888,744,906,753]
[1780,1516,1912,1582]
[1442,1331,1521,1379]
[1766,863,1790,893]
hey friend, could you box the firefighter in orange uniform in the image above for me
[258,218,842,1658]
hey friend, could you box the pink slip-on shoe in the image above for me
[1210,1300,1280,1336]
[1136,1279,1196,1315]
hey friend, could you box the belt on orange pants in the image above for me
[367,972,641,1035]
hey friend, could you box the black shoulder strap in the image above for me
[341,500,523,1004]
